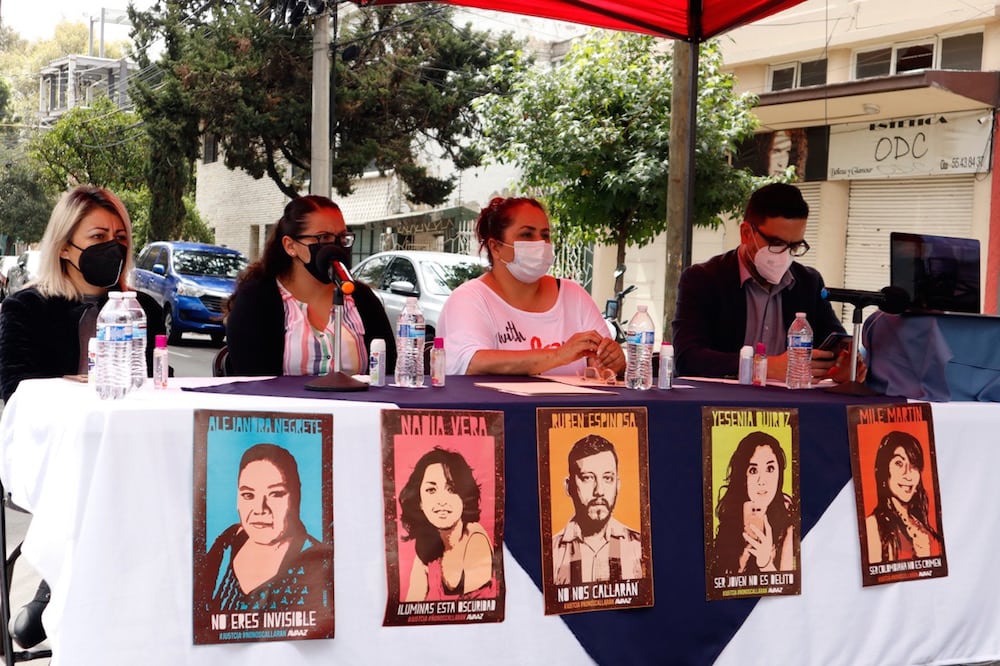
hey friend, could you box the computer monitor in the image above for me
[889,232,981,313]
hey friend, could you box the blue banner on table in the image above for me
[381,408,506,626]
[847,402,948,586]
[537,407,654,615]
[192,410,334,644]
[703,407,801,601]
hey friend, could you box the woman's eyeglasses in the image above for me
[752,226,810,257]
[293,232,355,248]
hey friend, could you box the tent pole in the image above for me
[663,38,698,339]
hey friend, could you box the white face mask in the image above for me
[499,240,555,283]
[752,236,793,285]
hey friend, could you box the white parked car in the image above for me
[352,250,488,339]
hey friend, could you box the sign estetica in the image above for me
[828,110,992,180]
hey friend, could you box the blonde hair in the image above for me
[33,186,135,299]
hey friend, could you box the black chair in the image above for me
[212,346,231,378]
[0,482,51,664]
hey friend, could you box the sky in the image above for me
[1,0,587,45]
[1,0,153,42]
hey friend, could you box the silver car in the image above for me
[352,250,488,339]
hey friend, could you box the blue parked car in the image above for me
[133,241,248,345]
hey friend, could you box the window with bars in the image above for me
[854,32,982,79]
[768,59,827,92]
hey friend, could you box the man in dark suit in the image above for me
[672,183,861,383]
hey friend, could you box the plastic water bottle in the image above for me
[95,292,133,400]
[122,291,147,388]
[786,312,813,389]
[624,305,655,390]
[395,296,426,387]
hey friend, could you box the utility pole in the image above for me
[310,10,331,197]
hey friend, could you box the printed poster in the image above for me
[847,402,947,587]
[381,409,506,626]
[192,410,334,645]
[703,407,801,601]
[537,407,653,615]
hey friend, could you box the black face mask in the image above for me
[302,242,351,284]
[71,239,126,288]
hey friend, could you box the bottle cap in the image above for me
[795,312,806,318]
[661,342,673,356]
[740,344,752,358]
[370,338,386,353]
[406,296,418,305]
[433,337,444,349]
[637,304,647,312]
[155,334,167,348]
[755,342,766,354]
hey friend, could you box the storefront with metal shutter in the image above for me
[842,176,975,294]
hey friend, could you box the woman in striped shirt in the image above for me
[226,196,396,376]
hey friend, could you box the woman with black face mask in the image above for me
[226,195,396,376]
[0,185,165,650]
[0,185,165,403]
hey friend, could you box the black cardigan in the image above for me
[0,287,166,402]
[225,273,397,376]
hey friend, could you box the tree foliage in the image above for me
[0,163,52,247]
[128,1,527,204]
[27,96,149,191]
[476,32,759,268]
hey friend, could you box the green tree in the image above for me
[476,32,759,284]
[0,163,53,247]
[27,95,149,191]
[128,2,526,203]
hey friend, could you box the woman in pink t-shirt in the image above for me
[438,197,625,377]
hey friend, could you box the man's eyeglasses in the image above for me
[293,232,355,248]
[752,226,810,257]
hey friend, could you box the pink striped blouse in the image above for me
[277,279,368,376]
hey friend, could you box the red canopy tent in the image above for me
[366,0,807,41]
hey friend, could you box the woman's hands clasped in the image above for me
[558,330,626,376]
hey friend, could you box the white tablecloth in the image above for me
[0,378,590,665]
[720,401,1000,666]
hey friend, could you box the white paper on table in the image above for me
[473,381,617,396]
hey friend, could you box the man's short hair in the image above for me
[567,434,618,473]
[744,182,808,226]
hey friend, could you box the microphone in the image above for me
[314,244,355,294]
[821,286,909,314]
[329,261,355,295]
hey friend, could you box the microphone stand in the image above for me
[825,300,878,396]
[306,283,369,392]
